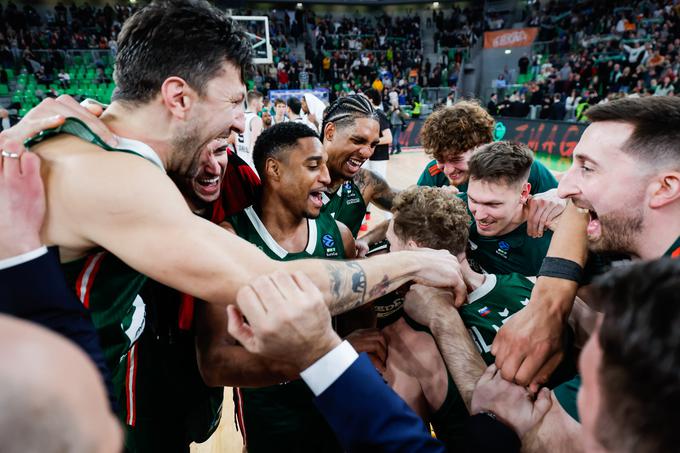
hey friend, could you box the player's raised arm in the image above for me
[492,202,589,389]
[39,142,465,311]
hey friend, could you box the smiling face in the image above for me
[272,136,331,219]
[436,148,475,187]
[169,62,246,179]
[467,178,530,237]
[558,121,648,254]
[324,117,380,179]
[170,139,229,212]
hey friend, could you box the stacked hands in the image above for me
[228,258,552,439]
[4,95,558,442]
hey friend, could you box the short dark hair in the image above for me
[252,122,319,178]
[586,96,680,169]
[274,98,286,106]
[113,0,252,104]
[468,141,534,187]
[247,90,263,107]
[321,94,378,142]
[593,258,680,452]
[364,88,381,106]
[286,96,302,115]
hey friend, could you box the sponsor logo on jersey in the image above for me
[478,306,491,317]
[495,240,510,259]
[322,234,335,248]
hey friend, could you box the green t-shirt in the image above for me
[417,158,558,195]
[468,222,553,276]
[321,179,367,238]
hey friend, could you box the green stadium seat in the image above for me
[5,69,14,80]
[0,84,9,96]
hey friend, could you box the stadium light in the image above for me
[504,49,512,54]
[433,2,440,8]
[296,2,303,8]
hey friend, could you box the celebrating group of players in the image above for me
[1,1,679,453]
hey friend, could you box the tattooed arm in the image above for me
[354,168,400,212]
[298,246,465,316]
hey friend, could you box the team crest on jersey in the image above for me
[343,181,353,191]
[478,306,491,317]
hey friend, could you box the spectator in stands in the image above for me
[550,93,566,120]
[487,93,498,115]
[518,53,530,76]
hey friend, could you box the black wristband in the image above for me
[538,257,583,283]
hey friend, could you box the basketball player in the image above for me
[488,96,680,449]
[11,0,464,439]
[465,141,555,276]
[371,186,590,450]
[417,101,562,238]
[320,95,401,239]
[402,195,593,452]
[198,122,375,452]
[236,90,264,173]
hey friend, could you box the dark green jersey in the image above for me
[321,179,367,237]
[26,118,165,425]
[417,158,558,195]
[229,206,346,260]
[665,236,680,258]
[229,206,345,452]
[417,159,450,188]
[468,222,552,276]
[459,273,533,364]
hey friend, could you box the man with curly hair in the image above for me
[417,102,556,189]
[369,185,589,451]
[417,101,563,237]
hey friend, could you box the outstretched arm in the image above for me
[492,202,589,390]
[355,168,400,212]
[37,146,466,313]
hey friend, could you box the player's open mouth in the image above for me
[346,157,365,173]
[196,176,220,194]
[309,190,324,208]
[587,209,601,239]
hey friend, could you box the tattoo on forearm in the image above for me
[325,261,368,314]
[368,275,391,299]
[354,169,398,211]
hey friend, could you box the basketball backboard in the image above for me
[232,15,273,65]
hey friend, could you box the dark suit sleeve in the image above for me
[0,247,116,411]
[465,413,521,453]
[313,353,446,453]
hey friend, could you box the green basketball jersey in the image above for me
[26,117,165,425]
[459,273,534,364]
[468,222,552,276]
[228,206,346,260]
[417,159,450,188]
[229,206,345,452]
[417,159,558,195]
[321,179,367,237]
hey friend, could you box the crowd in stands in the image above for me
[493,0,680,122]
